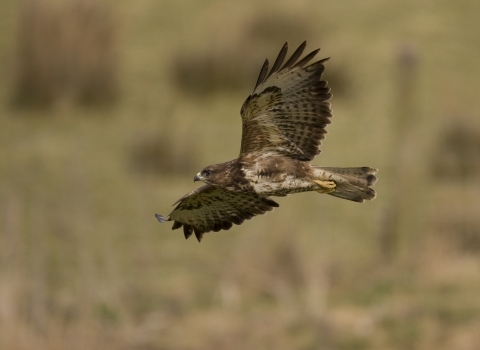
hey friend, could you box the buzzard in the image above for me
[156,41,377,242]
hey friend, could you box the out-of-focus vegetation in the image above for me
[11,0,118,108]
[1,0,480,349]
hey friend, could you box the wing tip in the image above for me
[280,40,307,71]
[265,198,280,208]
[155,214,167,223]
[267,41,289,79]
[183,224,193,240]
[194,228,204,242]
[181,224,205,242]
[253,41,330,92]
[317,57,331,67]
[254,58,270,91]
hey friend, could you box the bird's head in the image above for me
[194,165,222,185]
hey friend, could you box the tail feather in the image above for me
[315,166,377,203]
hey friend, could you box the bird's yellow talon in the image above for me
[314,180,336,193]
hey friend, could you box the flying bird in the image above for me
[156,41,377,242]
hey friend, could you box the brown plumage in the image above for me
[155,41,378,242]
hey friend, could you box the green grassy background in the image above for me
[1,0,480,349]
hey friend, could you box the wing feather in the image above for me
[155,185,279,242]
[239,41,333,161]
[294,48,320,68]
[254,59,269,91]
[266,42,288,79]
[280,40,306,70]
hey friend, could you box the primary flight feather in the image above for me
[156,41,377,242]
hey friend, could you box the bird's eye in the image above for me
[202,169,211,176]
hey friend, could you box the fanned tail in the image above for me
[314,166,377,203]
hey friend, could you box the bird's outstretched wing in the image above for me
[239,41,333,161]
[155,185,279,242]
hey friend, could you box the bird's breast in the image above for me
[242,160,315,196]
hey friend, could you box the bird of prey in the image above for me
[156,41,377,242]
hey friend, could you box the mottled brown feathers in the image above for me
[155,41,377,242]
[240,42,332,161]
[315,166,378,202]
[155,185,279,242]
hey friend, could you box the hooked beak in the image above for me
[193,173,202,182]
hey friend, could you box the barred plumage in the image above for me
[156,41,377,242]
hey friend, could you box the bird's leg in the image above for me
[313,180,336,194]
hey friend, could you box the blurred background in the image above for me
[1,0,480,349]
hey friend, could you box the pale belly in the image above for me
[244,172,317,196]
